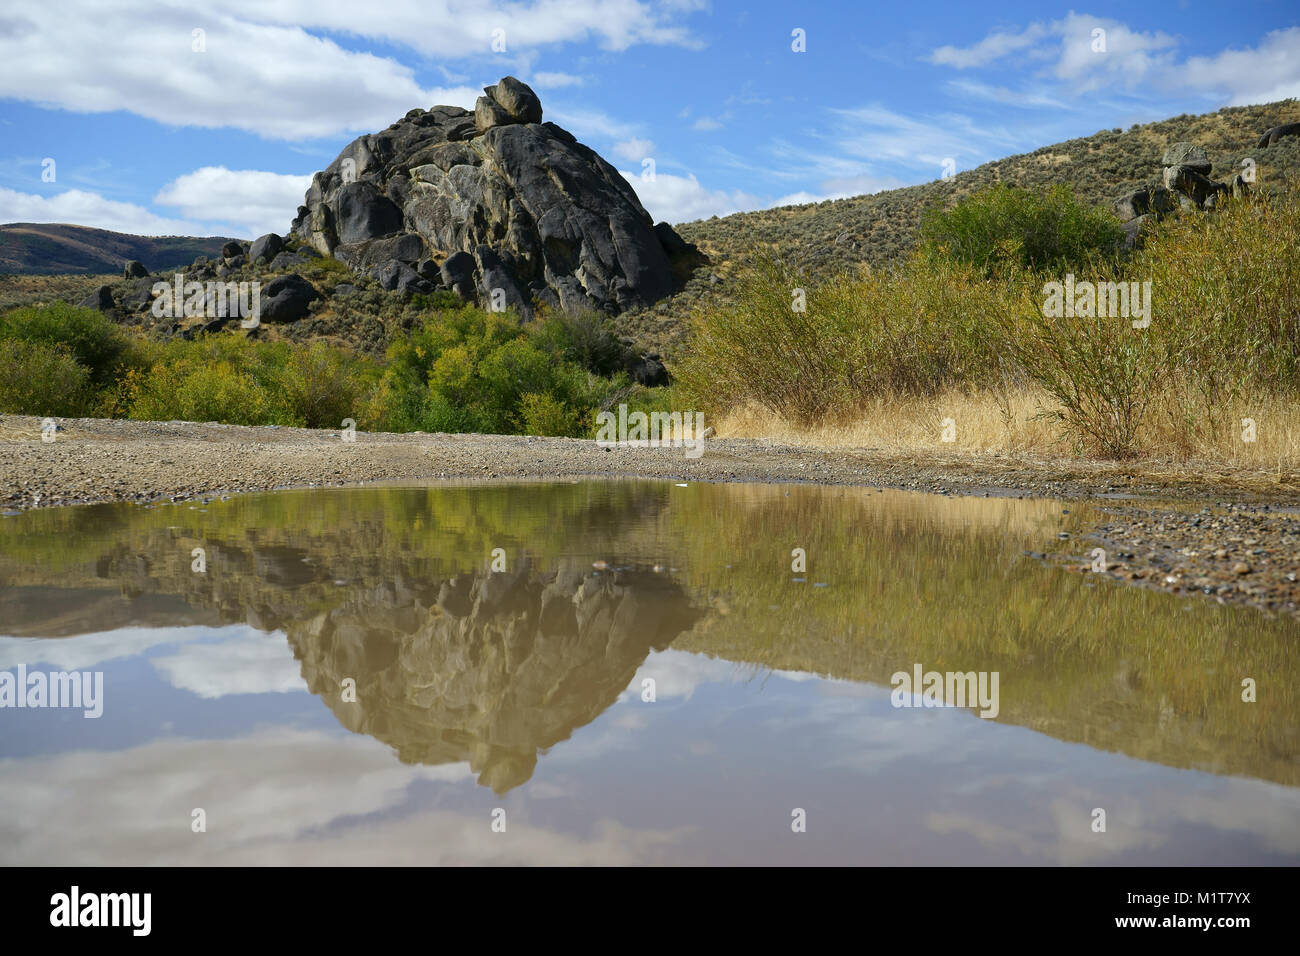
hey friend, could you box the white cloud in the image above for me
[925,15,1300,106]
[0,728,693,864]
[1051,14,1178,91]
[0,186,207,236]
[0,624,304,698]
[611,137,655,162]
[619,169,761,224]
[0,626,205,668]
[624,649,739,703]
[946,79,1067,110]
[692,116,723,131]
[1175,26,1300,105]
[929,23,1051,69]
[770,172,906,207]
[220,0,703,57]
[0,2,701,140]
[788,105,1018,175]
[532,71,584,88]
[0,8,475,141]
[546,105,641,141]
[154,166,313,238]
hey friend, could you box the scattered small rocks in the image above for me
[1070,501,1300,618]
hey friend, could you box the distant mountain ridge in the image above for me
[0,223,237,276]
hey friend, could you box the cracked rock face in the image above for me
[290,76,693,317]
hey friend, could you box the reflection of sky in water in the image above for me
[1,634,1296,866]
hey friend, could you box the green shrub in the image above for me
[518,392,587,436]
[920,184,1125,277]
[676,252,1007,424]
[993,274,1165,458]
[126,358,272,425]
[373,304,609,436]
[0,302,136,387]
[281,341,377,428]
[533,311,629,376]
[0,340,93,416]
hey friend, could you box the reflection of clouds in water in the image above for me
[0,625,211,670]
[624,649,740,703]
[761,691,977,774]
[928,778,1300,865]
[151,628,304,698]
[622,649,834,706]
[0,728,692,865]
[0,625,306,699]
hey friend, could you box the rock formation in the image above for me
[288,75,697,317]
[1111,141,1251,248]
[1255,123,1300,148]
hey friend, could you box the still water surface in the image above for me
[1,481,1297,864]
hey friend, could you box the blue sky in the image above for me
[1,0,1297,238]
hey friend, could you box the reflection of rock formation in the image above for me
[287,560,702,793]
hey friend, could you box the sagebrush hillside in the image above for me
[676,100,1300,278]
[602,99,1300,357]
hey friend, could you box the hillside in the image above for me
[676,99,1300,279]
[0,222,236,275]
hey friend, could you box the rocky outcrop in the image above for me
[1255,123,1300,148]
[290,75,698,317]
[249,233,284,264]
[1113,141,1247,238]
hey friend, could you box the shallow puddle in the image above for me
[1,481,1297,864]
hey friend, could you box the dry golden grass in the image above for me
[711,388,1300,475]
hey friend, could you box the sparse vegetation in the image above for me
[680,181,1300,461]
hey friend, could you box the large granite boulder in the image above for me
[259,273,321,323]
[249,233,285,264]
[290,75,695,317]
[1255,123,1300,148]
[1163,164,1228,208]
[78,284,114,311]
[1160,142,1211,175]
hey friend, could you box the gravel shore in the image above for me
[2,414,1297,619]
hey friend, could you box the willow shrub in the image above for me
[676,251,1009,426]
[681,183,1300,458]
[919,183,1125,277]
[373,305,617,436]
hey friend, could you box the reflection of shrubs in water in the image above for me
[288,560,703,793]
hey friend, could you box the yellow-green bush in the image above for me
[0,339,94,417]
